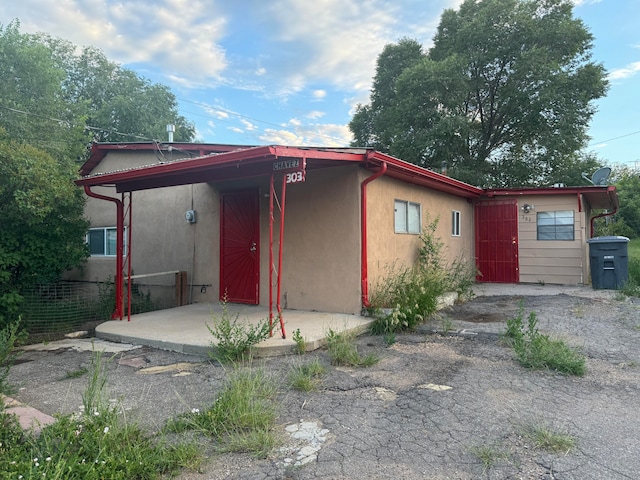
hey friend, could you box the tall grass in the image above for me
[1,347,201,479]
[621,238,640,296]
[166,367,280,458]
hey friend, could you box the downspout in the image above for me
[83,186,125,320]
[589,187,618,238]
[360,157,388,309]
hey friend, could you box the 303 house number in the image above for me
[285,171,305,183]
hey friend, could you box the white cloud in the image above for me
[255,0,448,98]
[256,67,267,76]
[239,119,257,131]
[609,61,640,80]
[571,0,602,6]
[312,90,327,100]
[306,111,325,119]
[258,118,352,147]
[6,0,229,84]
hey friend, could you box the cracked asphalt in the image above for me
[7,286,640,479]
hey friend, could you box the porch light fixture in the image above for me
[521,204,535,214]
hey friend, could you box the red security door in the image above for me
[475,200,519,283]
[220,190,260,304]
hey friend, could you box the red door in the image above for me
[220,190,260,304]
[475,200,519,283]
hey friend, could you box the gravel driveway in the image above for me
[7,286,640,479]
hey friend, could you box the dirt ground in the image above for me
[7,289,640,479]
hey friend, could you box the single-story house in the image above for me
[70,142,619,320]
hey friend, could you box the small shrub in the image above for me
[207,299,272,363]
[325,329,380,367]
[292,328,306,355]
[288,358,326,391]
[503,304,585,376]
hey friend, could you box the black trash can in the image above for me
[587,236,630,289]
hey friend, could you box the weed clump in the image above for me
[167,367,279,458]
[369,216,476,334]
[206,298,272,363]
[520,423,576,454]
[0,319,25,395]
[292,328,306,355]
[325,329,379,367]
[288,358,326,391]
[503,304,585,376]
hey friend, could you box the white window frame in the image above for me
[536,211,574,241]
[452,210,461,237]
[87,227,127,256]
[394,199,422,234]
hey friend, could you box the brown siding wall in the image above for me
[517,195,587,285]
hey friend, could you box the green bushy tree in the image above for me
[0,132,89,325]
[350,0,608,187]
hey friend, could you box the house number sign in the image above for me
[273,158,306,183]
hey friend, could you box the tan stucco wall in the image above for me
[74,153,363,314]
[69,181,221,306]
[516,195,588,285]
[364,173,475,296]
[273,166,361,314]
[69,151,221,306]
[75,151,475,314]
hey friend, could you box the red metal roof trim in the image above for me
[368,151,484,198]
[484,185,619,211]
[76,143,484,199]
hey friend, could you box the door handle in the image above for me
[250,242,257,252]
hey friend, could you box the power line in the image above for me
[176,97,350,145]
[0,104,158,142]
[588,129,640,147]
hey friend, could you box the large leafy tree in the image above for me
[0,21,196,324]
[350,0,608,187]
[0,22,88,160]
[34,33,196,143]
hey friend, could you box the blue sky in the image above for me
[1,0,639,169]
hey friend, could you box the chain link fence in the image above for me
[19,279,175,335]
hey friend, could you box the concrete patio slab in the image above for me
[96,303,373,357]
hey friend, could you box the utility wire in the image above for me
[588,129,640,147]
[0,104,159,142]
[176,97,350,145]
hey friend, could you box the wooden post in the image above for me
[175,271,188,306]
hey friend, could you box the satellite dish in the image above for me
[591,167,611,186]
